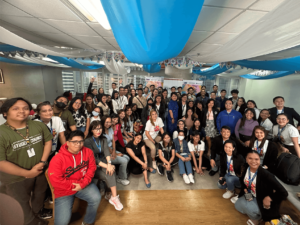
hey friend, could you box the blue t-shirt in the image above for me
[103,127,114,148]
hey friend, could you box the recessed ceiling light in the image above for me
[68,0,111,30]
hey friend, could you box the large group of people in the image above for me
[0,79,299,225]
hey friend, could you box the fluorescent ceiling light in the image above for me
[42,57,59,63]
[69,0,111,30]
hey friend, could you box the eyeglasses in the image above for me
[69,140,84,145]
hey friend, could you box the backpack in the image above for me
[275,153,300,185]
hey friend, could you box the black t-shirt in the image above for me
[126,141,145,156]
[159,142,175,153]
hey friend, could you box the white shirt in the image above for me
[226,155,236,176]
[0,114,6,126]
[109,88,118,96]
[260,118,273,139]
[112,99,119,114]
[272,124,300,146]
[244,171,257,197]
[187,141,205,152]
[90,116,101,124]
[182,103,187,117]
[143,117,164,140]
[117,96,128,110]
[252,140,269,165]
[35,116,65,151]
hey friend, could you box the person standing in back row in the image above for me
[133,88,147,118]
[109,82,118,96]
[229,89,239,109]
[269,96,300,130]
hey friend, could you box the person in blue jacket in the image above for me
[167,92,179,134]
[216,99,242,135]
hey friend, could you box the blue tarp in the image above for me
[143,64,161,73]
[240,71,295,80]
[193,64,228,76]
[101,0,204,64]
[0,56,41,66]
[48,56,104,70]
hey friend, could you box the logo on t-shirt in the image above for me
[12,134,43,151]
[154,125,159,132]
[244,179,256,195]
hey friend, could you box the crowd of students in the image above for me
[0,79,299,225]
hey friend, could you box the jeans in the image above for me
[178,154,192,175]
[217,173,241,191]
[54,183,101,225]
[77,126,86,132]
[235,197,262,221]
[210,154,220,172]
[111,151,130,179]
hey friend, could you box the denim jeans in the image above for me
[217,173,241,191]
[111,151,130,179]
[235,197,262,221]
[178,154,192,175]
[210,154,220,172]
[77,126,86,132]
[54,183,101,225]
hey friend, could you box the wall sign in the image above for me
[0,69,4,84]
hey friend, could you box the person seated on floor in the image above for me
[126,132,156,188]
[248,126,278,174]
[272,113,300,158]
[48,130,101,225]
[0,97,53,225]
[84,121,124,211]
[218,140,244,202]
[174,130,194,184]
[188,131,211,176]
[210,126,245,176]
[235,151,288,225]
[173,119,188,140]
[156,132,178,182]
[102,115,130,186]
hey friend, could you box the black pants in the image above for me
[156,150,179,167]
[191,153,211,170]
[137,108,143,119]
[0,172,48,225]
[128,154,151,175]
[116,140,126,154]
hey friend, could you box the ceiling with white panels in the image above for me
[0,0,293,62]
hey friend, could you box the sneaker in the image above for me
[37,208,52,220]
[166,171,173,182]
[116,178,130,186]
[152,161,157,169]
[188,174,195,184]
[209,170,218,176]
[109,195,124,211]
[49,196,53,204]
[183,174,190,184]
[222,189,234,199]
[82,222,94,225]
[105,192,112,201]
[230,195,239,204]
[157,165,164,175]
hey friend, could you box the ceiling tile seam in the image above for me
[3,0,98,50]
[186,0,262,56]
[202,4,270,12]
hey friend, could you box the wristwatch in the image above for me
[108,160,112,164]
[40,161,47,165]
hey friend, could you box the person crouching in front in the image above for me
[48,130,100,225]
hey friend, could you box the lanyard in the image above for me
[93,137,101,153]
[247,167,257,193]
[260,120,265,126]
[277,107,284,115]
[227,156,232,172]
[278,125,286,140]
[255,140,262,154]
[5,122,31,148]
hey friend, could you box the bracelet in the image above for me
[39,161,47,165]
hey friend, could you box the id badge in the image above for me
[27,148,36,158]
[244,193,253,201]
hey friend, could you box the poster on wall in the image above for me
[0,69,4,84]
[181,80,203,94]
[144,76,164,88]
[164,78,183,96]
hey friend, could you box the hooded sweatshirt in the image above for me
[48,143,96,199]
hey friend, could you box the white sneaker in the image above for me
[183,174,190,184]
[222,189,234,199]
[188,174,195,184]
[230,195,239,204]
[109,195,124,211]
[116,178,130,186]
[152,161,157,169]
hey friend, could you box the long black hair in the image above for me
[68,97,87,119]
[87,120,102,139]
[239,108,256,129]
[161,132,173,147]
[112,90,119,100]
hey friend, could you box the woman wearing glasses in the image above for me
[84,121,124,211]
[68,97,90,137]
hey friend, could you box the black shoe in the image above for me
[171,168,174,173]
[37,208,53,220]
[166,171,173,182]
[209,170,217,176]
[157,165,164,176]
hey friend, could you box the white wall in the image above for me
[239,75,300,113]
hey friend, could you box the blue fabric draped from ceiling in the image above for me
[101,0,204,64]
[240,71,295,80]
[234,56,300,71]
[48,56,104,70]
[0,56,42,66]
[0,44,104,70]
[193,64,228,76]
[143,64,161,73]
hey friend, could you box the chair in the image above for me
[45,169,55,219]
